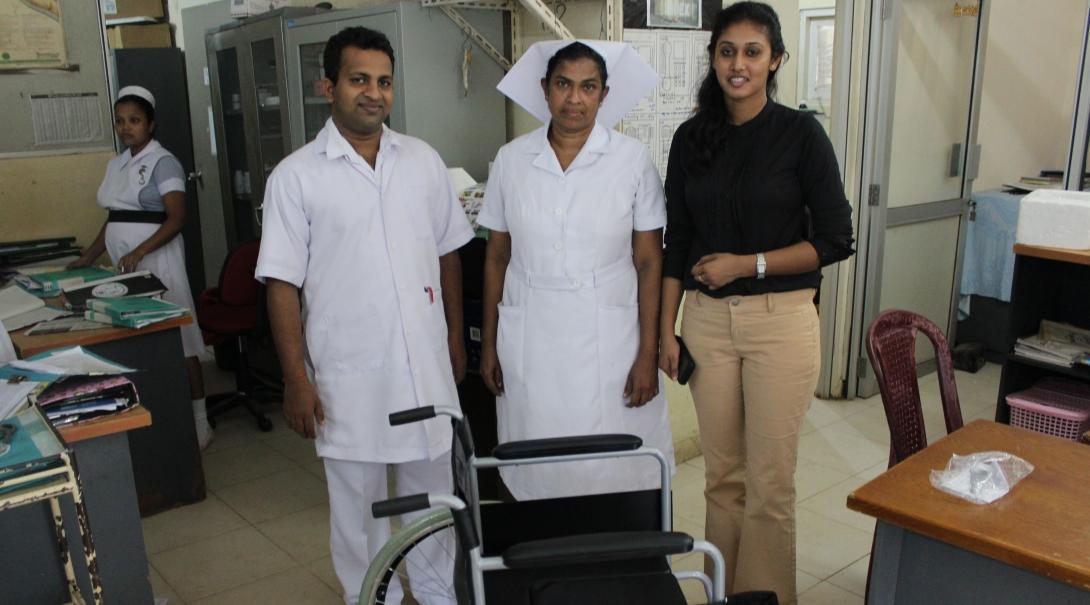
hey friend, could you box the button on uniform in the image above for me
[553,242,563,251]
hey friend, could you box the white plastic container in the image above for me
[1016,189,1090,249]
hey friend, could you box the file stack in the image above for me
[36,375,139,427]
[83,297,188,329]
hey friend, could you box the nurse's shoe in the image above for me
[193,398,214,450]
[197,426,215,451]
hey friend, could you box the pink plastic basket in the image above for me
[1007,378,1090,440]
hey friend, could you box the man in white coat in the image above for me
[256,26,472,605]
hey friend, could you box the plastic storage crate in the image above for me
[1007,377,1090,440]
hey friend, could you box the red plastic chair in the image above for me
[865,309,965,466]
[862,309,965,603]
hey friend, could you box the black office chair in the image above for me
[197,241,281,432]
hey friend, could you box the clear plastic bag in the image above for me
[929,451,1035,504]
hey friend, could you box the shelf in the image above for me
[1006,353,1090,381]
[1014,244,1090,267]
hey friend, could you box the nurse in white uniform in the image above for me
[478,41,674,501]
[68,85,212,448]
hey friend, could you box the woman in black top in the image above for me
[658,3,853,603]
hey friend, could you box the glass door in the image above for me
[213,45,256,244]
[250,37,290,196]
[850,0,989,397]
[298,41,331,146]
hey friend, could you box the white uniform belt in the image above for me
[509,256,634,290]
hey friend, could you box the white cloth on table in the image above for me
[959,190,1022,318]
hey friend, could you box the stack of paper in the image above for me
[0,285,66,332]
[0,380,42,420]
[1014,335,1088,368]
[84,296,188,329]
[36,375,138,426]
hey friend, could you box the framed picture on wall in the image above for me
[647,0,701,29]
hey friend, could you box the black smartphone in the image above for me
[676,336,696,385]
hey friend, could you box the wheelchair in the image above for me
[359,405,779,605]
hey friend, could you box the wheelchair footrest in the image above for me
[502,531,693,569]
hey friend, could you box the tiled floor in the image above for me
[144,361,1003,604]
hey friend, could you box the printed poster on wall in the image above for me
[0,0,67,70]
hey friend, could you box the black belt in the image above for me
[108,210,167,224]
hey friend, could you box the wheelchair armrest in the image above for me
[491,434,642,460]
[501,531,693,569]
[389,406,436,426]
[372,493,431,518]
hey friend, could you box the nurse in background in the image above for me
[69,85,212,449]
[478,41,674,500]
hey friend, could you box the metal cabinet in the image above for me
[205,7,321,246]
[284,1,507,181]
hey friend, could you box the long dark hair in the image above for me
[684,2,788,170]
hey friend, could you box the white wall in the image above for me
[974,0,1085,190]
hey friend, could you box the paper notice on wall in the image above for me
[30,93,104,145]
[621,28,707,181]
[0,0,68,70]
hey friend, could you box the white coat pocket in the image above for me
[315,308,387,373]
[496,304,526,382]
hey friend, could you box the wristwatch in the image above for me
[756,253,767,280]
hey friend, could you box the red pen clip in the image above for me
[424,286,435,304]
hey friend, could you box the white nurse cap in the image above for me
[497,40,659,128]
[117,85,156,109]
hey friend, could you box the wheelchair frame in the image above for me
[364,405,727,605]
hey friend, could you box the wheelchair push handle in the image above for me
[372,493,432,518]
[389,406,436,426]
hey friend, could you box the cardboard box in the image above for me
[100,0,165,20]
[230,0,290,18]
[106,23,173,49]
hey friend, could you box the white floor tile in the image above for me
[256,503,332,564]
[150,527,296,602]
[799,580,864,605]
[827,555,869,597]
[201,441,295,491]
[799,476,879,533]
[797,569,822,594]
[797,429,889,475]
[795,458,852,502]
[795,509,874,580]
[188,567,341,605]
[141,492,249,555]
[216,467,329,525]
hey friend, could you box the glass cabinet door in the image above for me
[215,46,255,243]
[250,38,288,184]
[299,41,331,144]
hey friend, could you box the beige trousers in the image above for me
[681,288,821,605]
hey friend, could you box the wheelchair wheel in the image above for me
[360,508,457,605]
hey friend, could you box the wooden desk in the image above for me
[848,420,1090,604]
[11,315,191,357]
[58,404,152,443]
[12,316,206,515]
[0,406,156,603]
